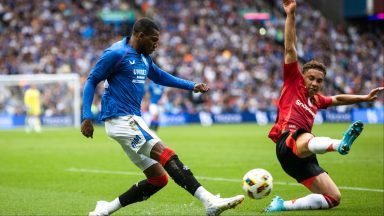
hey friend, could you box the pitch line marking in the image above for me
[66,168,384,193]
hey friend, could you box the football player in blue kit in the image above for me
[81,17,244,216]
[148,81,164,131]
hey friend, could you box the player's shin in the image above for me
[283,194,338,210]
[119,175,168,208]
[160,148,247,213]
[159,148,208,195]
[308,137,341,154]
[162,154,219,206]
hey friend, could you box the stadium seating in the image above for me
[0,0,382,116]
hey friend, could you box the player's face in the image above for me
[303,69,325,97]
[138,30,160,55]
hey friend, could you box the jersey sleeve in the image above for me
[283,61,302,85]
[148,62,195,91]
[82,49,122,120]
[316,94,333,109]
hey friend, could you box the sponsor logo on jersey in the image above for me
[133,69,147,84]
[129,60,135,65]
[133,69,147,75]
[296,99,316,118]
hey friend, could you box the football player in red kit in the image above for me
[265,0,384,212]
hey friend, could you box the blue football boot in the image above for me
[265,196,286,213]
[338,121,364,155]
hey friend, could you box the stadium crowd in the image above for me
[0,0,383,117]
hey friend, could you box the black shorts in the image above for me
[275,129,325,183]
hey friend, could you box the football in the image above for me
[242,168,273,199]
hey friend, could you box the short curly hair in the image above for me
[302,60,327,76]
[133,17,160,36]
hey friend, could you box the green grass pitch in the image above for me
[0,123,383,215]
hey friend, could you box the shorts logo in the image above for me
[295,99,316,118]
[131,135,141,148]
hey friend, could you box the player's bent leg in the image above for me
[266,173,340,212]
[151,142,244,215]
[295,121,363,157]
[89,164,168,216]
[295,132,314,158]
[306,172,341,207]
[297,133,342,156]
[151,142,202,195]
[118,163,168,207]
[308,137,341,154]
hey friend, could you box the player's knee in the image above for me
[159,147,176,166]
[323,193,341,208]
[333,192,341,206]
[147,174,168,187]
[330,195,340,208]
[331,188,341,204]
[296,133,315,157]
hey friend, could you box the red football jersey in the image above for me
[268,61,332,143]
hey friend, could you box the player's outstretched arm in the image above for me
[330,87,384,106]
[283,0,298,64]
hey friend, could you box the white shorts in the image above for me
[149,103,159,116]
[105,115,161,171]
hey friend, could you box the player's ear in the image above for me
[137,32,145,40]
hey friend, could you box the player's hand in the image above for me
[283,0,296,15]
[365,87,384,102]
[193,83,209,93]
[81,119,94,138]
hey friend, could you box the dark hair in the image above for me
[302,60,327,76]
[132,17,160,36]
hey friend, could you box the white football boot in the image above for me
[205,195,245,216]
[88,200,110,216]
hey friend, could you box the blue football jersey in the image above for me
[82,37,195,121]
